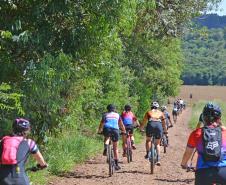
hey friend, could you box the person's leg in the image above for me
[112,129,120,170]
[216,166,226,184]
[195,168,216,185]
[122,133,127,157]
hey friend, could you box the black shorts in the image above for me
[195,167,226,185]
[146,121,163,139]
[125,125,134,134]
[172,110,177,115]
[103,127,119,142]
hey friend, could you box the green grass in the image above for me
[28,131,102,185]
[28,128,144,185]
[189,100,226,129]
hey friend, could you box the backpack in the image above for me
[202,126,222,162]
[0,136,28,165]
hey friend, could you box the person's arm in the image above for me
[98,120,104,133]
[118,118,126,133]
[161,114,167,133]
[140,112,148,130]
[32,151,47,167]
[196,121,202,129]
[181,147,195,168]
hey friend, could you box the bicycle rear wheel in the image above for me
[126,138,132,163]
[107,144,114,176]
[150,143,155,174]
[162,135,167,153]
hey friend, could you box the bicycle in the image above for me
[98,132,115,177]
[123,130,133,163]
[161,133,168,153]
[149,133,158,174]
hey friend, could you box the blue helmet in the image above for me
[202,102,221,124]
[13,118,30,133]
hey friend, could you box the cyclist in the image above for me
[140,101,167,165]
[161,105,173,129]
[0,118,47,185]
[121,104,140,157]
[181,103,226,185]
[172,104,178,124]
[98,104,126,170]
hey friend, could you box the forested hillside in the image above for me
[195,13,226,28]
[182,15,226,85]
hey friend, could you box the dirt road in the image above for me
[50,108,195,185]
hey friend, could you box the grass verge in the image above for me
[189,100,226,129]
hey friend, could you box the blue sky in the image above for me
[209,0,226,15]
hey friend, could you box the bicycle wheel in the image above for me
[110,146,115,175]
[126,138,132,163]
[162,135,167,153]
[107,144,114,176]
[150,142,155,174]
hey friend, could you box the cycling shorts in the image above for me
[146,121,163,139]
[195,167,226,185]
[0,165,29,185]
[125,125,134,134]
[172,110,177,116]
[103,127,119,142]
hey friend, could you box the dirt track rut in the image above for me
[50,107,195,185]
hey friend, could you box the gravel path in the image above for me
[49,107,195,185]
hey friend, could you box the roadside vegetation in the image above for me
[0,1,222,184]
[189,100,226,128]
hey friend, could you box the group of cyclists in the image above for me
[97,101,179,170]
[2,99,226,185]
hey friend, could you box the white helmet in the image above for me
[151,101,159,109]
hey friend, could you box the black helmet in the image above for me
[13,118,30,134]
[202,102,221,124]
[107,104,116,112]
[151,101,159,109]
[124,104,131,111]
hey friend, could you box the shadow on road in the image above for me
[117,170,151,175]
[155,178,194,184]
[57,171,108,179]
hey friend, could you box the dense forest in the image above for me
[182,14,226,85]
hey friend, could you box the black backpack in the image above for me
[202,126,222,162]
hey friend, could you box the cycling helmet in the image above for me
[202,102,221,124]
[124,104,132,111]
[161,106,167,111]
[107,104,116,112]
[151,101,159,109]
[13,118,30,133]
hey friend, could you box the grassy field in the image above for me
[175,85,226,128]
[174,85,226,106]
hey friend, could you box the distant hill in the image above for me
[195,14,226,29]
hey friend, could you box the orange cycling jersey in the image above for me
[144,109,165,122]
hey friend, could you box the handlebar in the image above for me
[26,164,47,172]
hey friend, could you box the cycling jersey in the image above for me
[0,136,39,185]
[144,109,165,122]
[102,112,121,130]
[187,127,226,169]
[121,111,137,126]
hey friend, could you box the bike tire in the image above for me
[107,144,114,176]
[126,139,132,163]
[163,135,167,153]
[111,147,115,176]
[150,143,155,174]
